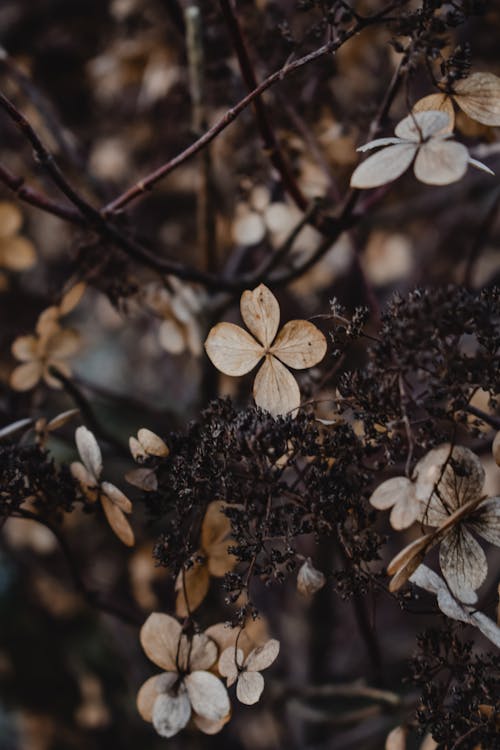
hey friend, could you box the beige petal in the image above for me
[137,428,169,457]
[492,431,500,466]
[193,710,231,735]
[101,495,135,546]
[453,72,500,126]
[184,671,230,721]
[43,360,71,388]
[439,526,487,602]
[350,143,417,189]
[125,467,158,491]
[0,201,22,238]
[175,562,210,617]
[218,647,243,686]
[240,284,280,348]
[297,558,326,596]
[271,320,326,370]
[75,426,102,479]
[129,436,147,461]
[180,633,218,672]
[45,328,80,359]
[158,318,186,355]
[469,497,500,546]
[253,356,301,417]
[245,639,279,672]
[36,307,60,338]
[390,492,421,531]
[11,335,38,362]
[413,139,469,185]
[205,322,263,376]
[71,461,98,495]
[46,408,79,431]
[59,282,86,315]
[201,501,231,550]
[9,361,42,391]
[137,674,169,722]
[102,481,132,513]
[385,725,407,750]
[140,613,182,671]
[236,671,265,705]
[152,687,191,738]
[395,110,451,141]
[412,94,455,131]
[2,236,36,271]
[370,477,413,510]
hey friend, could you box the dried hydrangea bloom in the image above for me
[297,558,326,596]
[414,72,500,129]
[205,284,327,417]
[129,427,169,461]
[10,308,81,391]
[388,446,500,602]
[176,501,236,616]
[71,426,135,546]
[218,638,280,705]
[0,201,36,273]
[350,110,493,189]
[143,277,204,357]
[410,565,500,648]
[137,613,230,738]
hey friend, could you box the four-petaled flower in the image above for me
[137,613,230,738]
[204,284,327,417]
[218,638,280,705]
[350,110,493,189]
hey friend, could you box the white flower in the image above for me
[218,638,279,705]
[350,110,493,189]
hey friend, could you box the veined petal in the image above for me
[245,639,279,672]
[236,671,265,705]
[240,284,280,348]
[414,140,469,185]
[152,687,191,738]
[413,94,455,131]
[140,613,182,671]
[101,495,135,546]
[357,137,404,152]
[184,671,230,722]
[205,322,263,376]
[453,72,500,126]
[9,361,42,391]
[271,320,327,370]
[469,497,500,546]
[439,526,487,603]
[184,633,218,672]
[350,143,417,189]
[75,426,102,480]
[395,110,451,141]
[253,356,301,417]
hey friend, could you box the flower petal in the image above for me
[453,72,500,126]
[59,282,86,314]
[2,236,36,271]
[158,318,186,355]
[412,94,455,131]
[152,687,191,738]
[185,633,218,672]
[125,467,158,491]
[9,361,42,391]
[297,558,326,596]
[218,647,243,686]
[468,497,500,546]
[205,322,263,376]
[184,671,230,722]
[240,284,280,348]
[236,671,265,705]
[0,202,22,238]
[387,533,436,592]
[350,143,417,189]
[201,501,231,550]
[356,137,404,152]
[75,426,102,479]
[471,611,500,648]
[140,613,182,671]
[413,139,469,185]
[137,428,169,457]
[102,481,132,513]
[439,526,487,603]
[245,639,279,672]
[193,710,231,735]
[45,328,80,359]
[253,356,301,417]
[101,495,135,546]
[271,320,327,370]
[137,673,176,722]
[11,335,38,362]
[394,110,451,140]
[71,461,98,495]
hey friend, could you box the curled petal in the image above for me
[356,137,404,152]
[184,671,230,722]
[236,671,265,705]
[205,322,263,376]
[140,613,182,671]
[271,320,327,370]
[175,562,210,617]
[439,526,487,603]
[253,356,301,417]
[413,139,469,185]
[240,284,280,348]
[350,143,417,189]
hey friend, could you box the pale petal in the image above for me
[0,201,22,238]
[409,564,444,595]
[253,356,300,417]
[370,477,413,513]
[350,143,417,189]
[139,613,182,671]
[471,611,500,648]
[218,647,243,686]
[137,673,176,722]
[152,688,191,738]
[101,495,135,546]
[240,284,280,348]
[193,711,231,735]
[395,110,451,140]
[184,671,230,721]
[0,417,34,439]
[205,322,263,376]
[175,562,210,617]
[36,307,60,338]
[413,139,469,185]
[137,428,169,457]
[236,671,265,705]
[271,320,327,370]
[492,432,500,467]
[184,633,218,672]
[11,335,37,362]
[436,587,474,622]
[468,497,500,546]
[59,282,86,314]
[129,436,147,461]
[390,492,422,531]
[412,94,455,131]
[2,236,36,270]
[102,481,132,513]
[453,72,500,126]
[439,526,487,602]
[71,461,98,494]
[420,734,438,750]
[468,157,495,175]
[297,558,326,596]
[245,639,279,672]
[75,426,102,479]
[356,137,404,152]
[9,361,42,391]
[158,318,185,355]
[125,467,158,491]
[45,328,80,359]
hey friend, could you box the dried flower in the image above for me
[0,201,36,273]
[350,111,493,189]
[129,428,169,461]
[205,284,327,417]
[137,613,230,737]
[297,558,326,596]
[369,476,421,530]
[414,72,500,129]
[71,426,135,546]
[218,638,279,705]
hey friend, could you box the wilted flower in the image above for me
[414,72,500,130]
[176,501,236,617]
[71,426,135,546]
[350,110,493,189]
[129,428,169,461]
[205,284,327,417]
[137,613,230,738]
[297,558,326,596]
[0,202,36,275]
[218,638,279,705]
[388,446,500,602]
